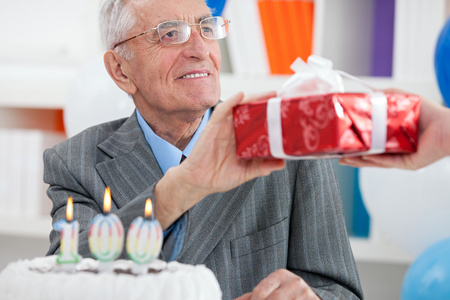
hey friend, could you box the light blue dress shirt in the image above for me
[136,108,211,261]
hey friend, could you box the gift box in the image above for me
[233,92,420,159]
[232,55,421,159]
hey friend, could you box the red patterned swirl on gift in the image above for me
[233,105,251,126]
[240,135,270,158]
[297,97,335,151]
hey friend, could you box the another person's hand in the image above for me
[154,91,285,229]
[339,89,450,170]
[234,269,319,300]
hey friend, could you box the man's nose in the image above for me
[183,27,210,60]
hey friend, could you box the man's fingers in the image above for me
[252,158,286,177]
[241,90,278,104]
[216,91,277,116]
[246,269,318,300]
[250,273,281,300]
[208,92,244,124]
[219,92,245,111]
[234,293,252,300]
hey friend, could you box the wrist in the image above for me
[153,165,207,229]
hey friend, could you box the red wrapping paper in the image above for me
[233,93,421,159]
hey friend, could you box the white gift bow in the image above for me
[267,55,387,160]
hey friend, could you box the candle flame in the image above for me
[66,197,73,222]
[145,199,152,218]
[103,187,111,213]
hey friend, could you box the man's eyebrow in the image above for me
[198,14,213,22]
[153,14,213,27]
[158,20,179,29]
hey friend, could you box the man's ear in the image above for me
[103,50,137,95]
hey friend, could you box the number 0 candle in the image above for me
[54,197,82,272]
[126,198,163,275]
[88,187,124,272]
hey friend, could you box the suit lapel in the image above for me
[95,112,163,209]
[178,179,257,265]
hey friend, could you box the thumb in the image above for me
[215,92,245,115]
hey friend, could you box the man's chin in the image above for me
[184,92,220,108]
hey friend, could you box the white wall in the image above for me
[0,0,103,65]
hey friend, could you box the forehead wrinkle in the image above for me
[152,0,213,25]
[127,1,213,31]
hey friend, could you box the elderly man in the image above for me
[44,0,363,299]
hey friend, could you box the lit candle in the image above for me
[88,187,124,272]
[54,197,82,272]
[126,198,163,275]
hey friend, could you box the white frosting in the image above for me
[0,256,222,300]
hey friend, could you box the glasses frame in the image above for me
[113,16,230,49]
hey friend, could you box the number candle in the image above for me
[126,198,163,275]
[88,187,124,272]
[54,197,82,272]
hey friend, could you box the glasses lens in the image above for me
[157,20,190,44]
[201,17,229,40]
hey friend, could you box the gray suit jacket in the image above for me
[44,110,363,300]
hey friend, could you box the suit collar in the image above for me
[97,111,144,158]
[96,111,163,208]
[98,105,217,159]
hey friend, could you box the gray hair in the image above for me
[99,0,136,60]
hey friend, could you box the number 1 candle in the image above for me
[54,197,81,272]
[126,198,163,275]
[88,187,124,272]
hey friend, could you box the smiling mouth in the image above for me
[181,72,210,79]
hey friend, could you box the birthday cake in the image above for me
[0,255,222,300]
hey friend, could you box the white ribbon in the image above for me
[267,97,299,160]
[278,55,345,99]
[365,92,388,155]
[267,55,388,159]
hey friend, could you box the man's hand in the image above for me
[183,91,285,195]
[339,90,450,170]
[154,92,285,229]
[235,269,319,300]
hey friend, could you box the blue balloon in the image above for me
[207,0,227,16]
[435,18,450,107]
[401,238,450,300]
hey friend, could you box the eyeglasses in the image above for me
[113,16,230,49]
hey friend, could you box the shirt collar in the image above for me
[136,108,211,174]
